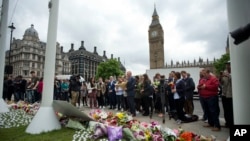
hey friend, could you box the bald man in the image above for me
[126,71,136,117]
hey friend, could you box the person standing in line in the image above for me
[96,77,106,108]
[126,71,136,117]
[27,71,39,103]
[167,71,176,113]
[6,75,14,103]
[134,75,142,113]
[140,73,152,116]
[220,61,233,128]
[80,82,88,106]
[198,68,221,131]
[104,78,110,107]
[13,75,27,102]
[115,76,125,111]
[61,79,69,102]
[108,76,116,109]
[121,75,128,111]
[3,76,8,101]
[197,69,208,122]
[157,75,168,118]
[69,76,80,107]
[53,78,60,100]
[181,71,195,118]
[36,77,43,102]
[172,72,186,124]
[87,77,97,108]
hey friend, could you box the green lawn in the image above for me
[0,126,75,141]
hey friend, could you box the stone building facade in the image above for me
[5,24,70,79]
[68,41,126,80]
[5,25,125,80]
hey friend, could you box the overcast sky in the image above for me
[5,0,229,75]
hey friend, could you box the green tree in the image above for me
[96,59,124,80]
[213,53,230,75]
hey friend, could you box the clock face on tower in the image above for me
[151,30,158,37]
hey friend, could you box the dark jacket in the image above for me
[142,80,151,97]
[126,77,136,97]
[176,79,185,98]
[183,77,195,100]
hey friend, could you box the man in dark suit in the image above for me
[126,71,136,117]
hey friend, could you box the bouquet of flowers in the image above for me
[9,101,40,115]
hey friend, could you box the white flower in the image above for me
[99,112,108,119]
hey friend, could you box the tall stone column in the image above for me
[26,0,61,134]
[227,0,250,124]
[0,0,10,113]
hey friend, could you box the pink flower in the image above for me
[173,129,179,135]
[140,122,149,128]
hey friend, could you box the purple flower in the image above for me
[92,123,107,139]
[107,126,123,141]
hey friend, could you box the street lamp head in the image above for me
[8,23,16,31]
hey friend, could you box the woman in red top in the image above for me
[37,77,43,102]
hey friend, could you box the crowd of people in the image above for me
[2,64,233,132]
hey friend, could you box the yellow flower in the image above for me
[116,112,124,119]
[93,113,100,120]
[145,129,151,141]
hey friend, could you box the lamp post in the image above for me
[8,23,15,66]
[7,23,15,76]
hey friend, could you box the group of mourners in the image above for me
[2,63,233,132]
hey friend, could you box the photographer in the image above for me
[157,75,168,118]
[69,75,80,107]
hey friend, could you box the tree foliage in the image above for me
[96,59,124,80]
[213,53,230,75]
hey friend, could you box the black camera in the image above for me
[230,23,250,45]
[160,75,165,84]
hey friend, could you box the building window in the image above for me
[37,71,40,77]
[25,47,30,51]
[24,62,29,67]
[23,70,29,76]
[32,54,35,60]
[32,63,35,68]
[24,54,30,59]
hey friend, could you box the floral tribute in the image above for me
[9,101,40,115]
[0,103,217,141]
[75,109,216,141]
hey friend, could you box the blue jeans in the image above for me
[199,96,208,120]
[203,95,221,128]
[25,89,35,103]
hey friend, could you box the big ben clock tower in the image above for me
[148,6,164,69]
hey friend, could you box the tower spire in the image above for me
[150,3,160,27]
